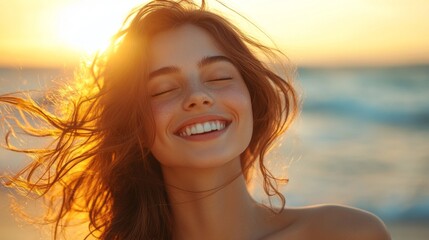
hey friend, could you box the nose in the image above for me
[183,84,214,110]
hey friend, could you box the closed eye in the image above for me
[207,77,232,82]
[151,88,179,97]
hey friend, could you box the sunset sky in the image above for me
[0,0,428,67]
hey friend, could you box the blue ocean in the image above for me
[282,65,429,223]
[1,66,428,224]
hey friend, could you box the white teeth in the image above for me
[203,122,211,132]
[178,120,227,137]
[196,123,204,133]
[191,125,197,135]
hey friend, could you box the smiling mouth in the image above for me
[177,120,229,137]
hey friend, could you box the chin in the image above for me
[157,151,243,169]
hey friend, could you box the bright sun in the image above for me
[55,0,145,54]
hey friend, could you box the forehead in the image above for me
[147,24,225,71]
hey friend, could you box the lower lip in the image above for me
[177,124,229,142]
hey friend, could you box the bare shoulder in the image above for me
[306,204,391,239]
[263,204,391,240]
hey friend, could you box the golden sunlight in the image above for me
[55,0,145,55]
[0,0,428,67]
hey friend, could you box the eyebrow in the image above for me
[198,55,233,68]
[148,55,233,80]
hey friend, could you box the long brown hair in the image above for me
[0,1,298,239]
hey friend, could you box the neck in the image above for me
[162,159,265,240]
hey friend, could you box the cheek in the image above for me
[221,84,252,116]
[239,96,254,134]
[218,83,254,139]
[150,100,177,130]
[237,85,254,133]
[149,102,172,163]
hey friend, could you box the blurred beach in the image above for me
[1,66,429,239]
[285,65,429,239]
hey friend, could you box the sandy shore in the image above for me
[1,191,428,239]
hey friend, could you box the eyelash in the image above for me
[208,77,232,82]
[151,87,179,97]
[151,77,232,97]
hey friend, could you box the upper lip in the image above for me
[174,115,231,135]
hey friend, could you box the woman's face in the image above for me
[147,24,253,169]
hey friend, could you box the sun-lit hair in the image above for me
[0,0,298,239]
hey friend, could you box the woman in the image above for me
[1,0,390,239]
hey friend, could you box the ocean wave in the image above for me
[298,66,429,129]
[303,98,429,128]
